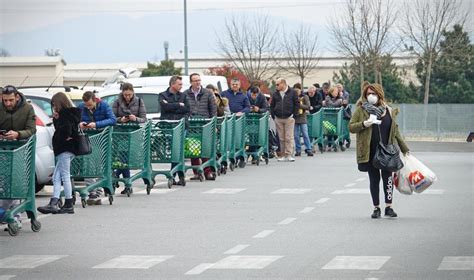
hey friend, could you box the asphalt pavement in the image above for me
[0,141,472,280]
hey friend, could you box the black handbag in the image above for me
[372,127,404,172]
[74,125,92,156]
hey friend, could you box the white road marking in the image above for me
[278,217,297,225]
[211,255,283,269]
[203,188,246,194]
[253,230,275,238]
[356,178,366,182]
[322,256,390,270]
[300,207,315,214]
[93,255,173,269]
[184,263,214,275]
[438,256,474,270]
[0,275,16,280]
[344,183,356,188]
[224,245,250,255]
[332,189,369,194]
[145,189,178,194]
[271,188,312,194]
[315,198,330,204]
[0,255,67,269]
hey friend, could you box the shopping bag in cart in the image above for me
[184,137,201,157]
[398,154,437,193]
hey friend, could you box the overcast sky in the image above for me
[0,0,471,63]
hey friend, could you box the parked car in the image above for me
[99,87,167,119]
[29,102,55,193]
[22,89,77,117]
[103,75,230,93]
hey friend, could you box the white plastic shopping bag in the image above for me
[399,154,438,193]
[393,167,413,195]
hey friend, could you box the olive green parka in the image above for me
[349,98,409,164]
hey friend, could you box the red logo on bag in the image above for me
[409,171,425,187]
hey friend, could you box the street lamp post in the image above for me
[184,0,189,75]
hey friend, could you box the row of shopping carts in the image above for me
[0,113,271,236]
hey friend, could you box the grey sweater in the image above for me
[112,95,147,123]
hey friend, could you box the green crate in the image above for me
[151,120,184,164]
[184,117,217,176]
[307,111,323,145]
[226,115,236,161]
[233,114,247,163]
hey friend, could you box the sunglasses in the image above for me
[2,85,17,94]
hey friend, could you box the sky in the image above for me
[0,0,471,63]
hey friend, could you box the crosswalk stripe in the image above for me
[315,198,330,204]
[253,230,275,238]
[300,207,315,214]
[322,256,390,270]
[185,263,214,275]
[93,255,174,269]
[438,256,474,270]
[272,188,312,194]
[203,188,246,194]
[344,183,356,188]
[0,275,16,280]
[278,217,297,225]
[0,255,67,269]
[211,255,283,269]
[332,189,369,194]
[224,245,250,255]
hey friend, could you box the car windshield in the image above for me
[26,96,53,117]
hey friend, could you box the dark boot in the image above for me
[57,198,74,214]
[37,198,60,214]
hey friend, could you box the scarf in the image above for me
[362,102,386,119]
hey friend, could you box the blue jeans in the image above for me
[115,169,130,178]
[53,152,75,199]
[294,123,311,153]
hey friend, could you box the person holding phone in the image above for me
[37,92,81,214]
[112,83,147,193]
[0,85,37,229]
[79,91,117,204]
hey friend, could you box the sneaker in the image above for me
[287,156,295,162]
[385,207,398,218]
[205,173,216,181]
[295,151,301,157]
[305,150,314,156]
[190,175,201,181]
[371,207,381,219]
[277,157,286,162]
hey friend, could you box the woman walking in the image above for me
[349,82,409,218]
[38,92,82,214]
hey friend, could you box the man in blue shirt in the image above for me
[221,78,250,116]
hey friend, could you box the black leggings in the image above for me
[367,165,393,206]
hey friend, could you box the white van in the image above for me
[105,75,229,93]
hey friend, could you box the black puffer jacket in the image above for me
[52,107,82,156]
[270,87,299,119]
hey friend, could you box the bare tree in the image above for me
[401,0,466,104]
[278,24,320,89]
[329,0,397,93]
[216,14,279,82]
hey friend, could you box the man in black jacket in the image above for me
[270,78,299,162]
[158,76,189,185]
[159,75,190,120]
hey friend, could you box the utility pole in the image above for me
[183,0,189,75]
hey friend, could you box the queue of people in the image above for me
[0,77,409,221]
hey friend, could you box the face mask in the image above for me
[367,94,378,105]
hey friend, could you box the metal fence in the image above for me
[397,104,474,141]
[349,104,474,141]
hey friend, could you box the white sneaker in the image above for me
[277,157,286,162]
[287,156,295,162]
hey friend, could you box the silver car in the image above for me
[29,102,55,193]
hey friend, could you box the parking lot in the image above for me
[0,141,472,280]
